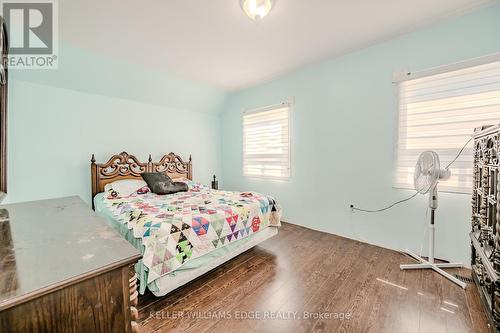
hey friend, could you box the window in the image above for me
[395,58,500,193]
[243,103,290,180]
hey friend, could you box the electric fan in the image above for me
[400,151,467,289]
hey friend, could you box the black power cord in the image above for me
[444,136,473,170]
[350,192,418,213]
[350,136,473,213]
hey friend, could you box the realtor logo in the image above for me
[1,0,58,69]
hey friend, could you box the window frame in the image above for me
[242,101,292,181]
[393,52,500,194]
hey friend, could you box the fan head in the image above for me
[414,151,450,194]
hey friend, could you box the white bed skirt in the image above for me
[151,227,278,297]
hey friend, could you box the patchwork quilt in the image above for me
[102,182,281,283]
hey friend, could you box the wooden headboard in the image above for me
[90,151,192,207]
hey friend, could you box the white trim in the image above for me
[242,99,293,115]
[241,99,293,181]
[392,184,471,195]
[392,82,403,191]
[392,55,500,194]
[285,219,471,269]
[394,52,500,83]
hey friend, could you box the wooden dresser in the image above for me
[471,124,500,332]
[0,196,142,333]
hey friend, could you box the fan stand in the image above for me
[400,186,467,289]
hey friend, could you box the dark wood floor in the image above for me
[138,222,493,333]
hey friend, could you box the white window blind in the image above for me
[395,59,500,194]
[243,104,290,179]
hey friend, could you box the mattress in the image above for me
[94,192,279,295]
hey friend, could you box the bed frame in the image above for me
[90,151,192,208]
[90,151,279,302]
[90,151,190,329]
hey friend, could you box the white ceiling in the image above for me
[61,0,496,91]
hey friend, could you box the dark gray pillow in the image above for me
[141,172,188,195]
[155,181,189,195]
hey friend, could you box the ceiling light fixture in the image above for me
[240,0,276,21]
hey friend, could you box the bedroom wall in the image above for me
[11,43,225,115]
[5,45,225,205]
[220,4,500,265]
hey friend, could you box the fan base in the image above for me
[400,249,466,288]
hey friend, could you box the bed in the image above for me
[90,152,281,297]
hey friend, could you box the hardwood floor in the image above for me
[138,222,493,333]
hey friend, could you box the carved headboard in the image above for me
[90,152,192,208]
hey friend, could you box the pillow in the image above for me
[174,177,209,192]
[104,179,149,199]
[141,172,188,195]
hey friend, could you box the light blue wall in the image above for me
[6,44,226,205]
[6,4,500,264]
[220,4,500,265]
[12,44,225,115]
